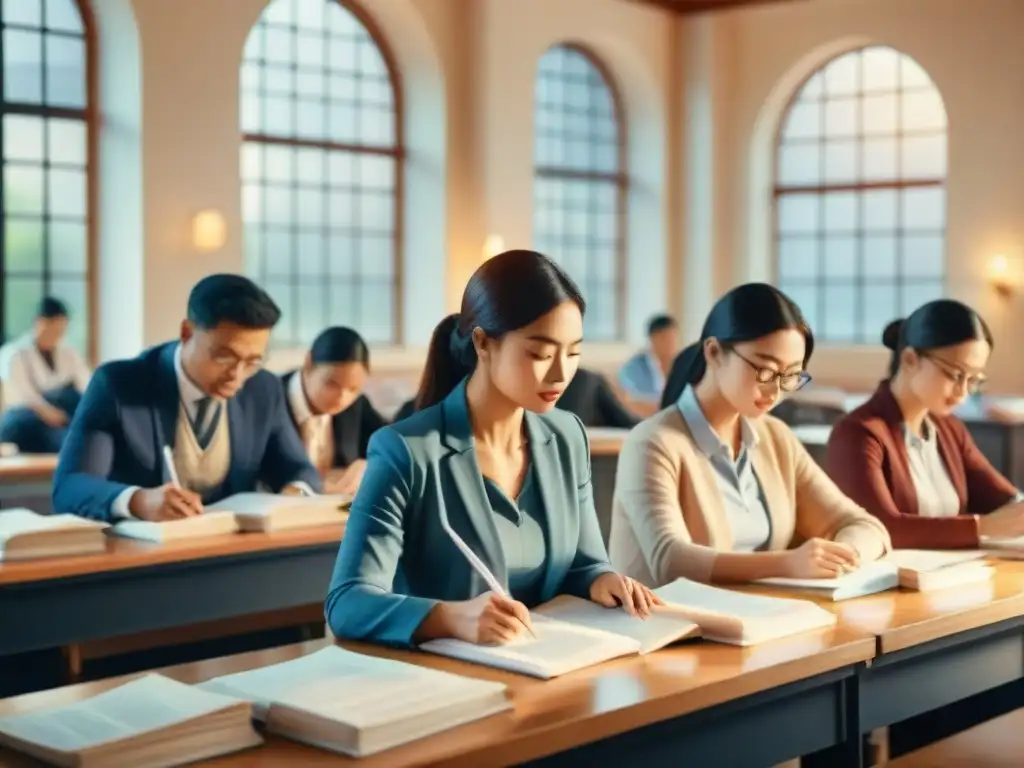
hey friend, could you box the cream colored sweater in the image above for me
[608,407,891,586]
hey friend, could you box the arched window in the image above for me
[533,44,626,341]
[775,46,947,344]
[1,0,94,354]
[240,0,401,346]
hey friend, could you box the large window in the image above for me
[533,44,625,342]
[240,0,401,346]
[1,0,92,354]
[775,46,947,344]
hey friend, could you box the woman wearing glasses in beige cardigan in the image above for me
[608,283,891,587]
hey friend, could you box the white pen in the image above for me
[162,445,181,488]
[435,476,536,639]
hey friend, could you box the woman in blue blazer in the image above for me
[325,250,658,648]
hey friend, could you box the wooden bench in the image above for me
[888,707,1024,767]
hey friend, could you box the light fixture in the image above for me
[482,234,505,261]
[192,209,227,253]
[988,253,1013,297]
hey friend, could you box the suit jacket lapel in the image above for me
[225,395,246,491]
[154,344,180,465]
[440,381,508,589]
[672,413,734,550]
[524,411,568,600]
[871,382,921,517]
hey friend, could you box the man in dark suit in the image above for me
[556,368,640,428]
[53,274,322,522]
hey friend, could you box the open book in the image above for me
[0,508,108,561]
[0,674,261,768]
[757,560,900,601]
[110,492,351,542]
[420,578,836,678]
[199,646,509,758]
[883,549,992,591]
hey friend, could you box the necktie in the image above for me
[192,397,221,450]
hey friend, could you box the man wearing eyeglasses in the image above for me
[53,274,322,522]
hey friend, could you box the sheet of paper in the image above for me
[882,549,988,572]
[0,675,240,752]
[656,578,819,618]
[758,561,898,589]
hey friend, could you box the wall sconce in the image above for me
[481,234,505,261]
[192,209,227,253]
[988,253,1013,297]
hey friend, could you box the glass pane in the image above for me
[3,114,44,161]
[862,137,897,182]
[901,56,934,89]
[49,220,87,272]
[824,98,857,138]
[4,218,44,272]
[327,233,356,278]
[296,230,323,275]
[862,93,897,136]
[777,143,820,186]
[823,140,856,183]
[46,276,87,352]
[902,234,944,278]
[902,134,946,179]
[862,189,898,230]
[782,101,820,140]
[863,235,898,278]
[823,284,857,341]
[823,53,859,96]
[47,167,86,217]
[860,283,898,341]
[902,89,946,133]
[263,228,292,276]
[4,28,43,103]
[778,238,819,279]
[823,192,858,232]
[4,166,44,215]
[360,283,395,344]
[45,34,85,107]
[3,276,45,341]
[782,283,820,330]
[800,72,823,100]
[777,194,819,235]
[900,281,943,315]
[296,281,326,344]
[861,47,899,92]
[4,0,42,26]
[902,187,945,230]
[823,236,857,279]
[48,118,86,165]
[46,0,84,33]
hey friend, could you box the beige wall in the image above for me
[90,0,1024,391]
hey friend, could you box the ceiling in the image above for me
[628,0,808,14]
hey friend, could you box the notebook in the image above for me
[981,535,1024,560]
[0,509,108,561]
[757,560,900,601]
[109,493,351,542]
[421,579,836,678]
[199,646,510,758]
[0,674,261,768]
[882,549,992,591]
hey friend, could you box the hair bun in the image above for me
[881,319,905,350]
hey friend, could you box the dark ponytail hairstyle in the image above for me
[415,250,586,410]
[308,326,370,369]
[882,299,993,378]
[660,283,813,408]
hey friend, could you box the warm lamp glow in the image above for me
[192,210,227,253]
[482,234,505,261]
[988,253,1013,297]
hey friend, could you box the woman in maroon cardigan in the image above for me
[827,300,1024,549]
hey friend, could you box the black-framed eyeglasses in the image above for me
[732,350,812,393]
[920,353,987,395]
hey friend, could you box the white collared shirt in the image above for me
[287,370,332,467]
[0,333,91,408]
[110,343,313,519]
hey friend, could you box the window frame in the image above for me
[771,44,948,346]
[239,0,405,346]
[532,43,628,341]
[0,0,98,361]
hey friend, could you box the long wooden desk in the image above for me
[0,524,344,657]
[0,455,57,514]
[749,561,1024,747]
[0,628,875,766]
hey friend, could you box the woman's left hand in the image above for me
[589,573,662,618]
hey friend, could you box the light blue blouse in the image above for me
[484,463,548,607]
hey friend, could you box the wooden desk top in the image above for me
[0,523,345,586]
[748,560,1024,654]
[586,427,629,457]
[0,628,874,767]
[0,455,58,481]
